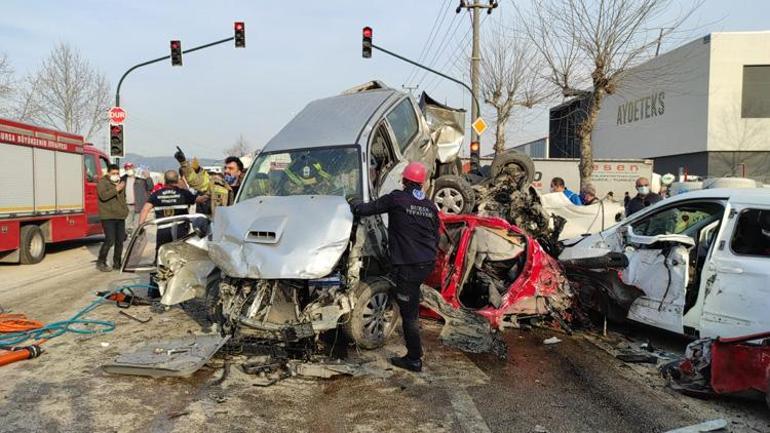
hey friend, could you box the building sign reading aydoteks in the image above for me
[616,91,665,125]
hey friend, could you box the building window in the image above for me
[741,65,770,118]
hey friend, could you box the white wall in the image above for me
[707,32,770,152]
[591,37,711,159]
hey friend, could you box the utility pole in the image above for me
[457,0,497,172]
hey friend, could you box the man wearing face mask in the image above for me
[96,164,128,272]
[121,162,154,234]
[626,176,662,216]
[224,156,245,200]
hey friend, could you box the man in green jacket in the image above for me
[96,164,128,272]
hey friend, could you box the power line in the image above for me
[415,11,464,88]
[404,0,452,85]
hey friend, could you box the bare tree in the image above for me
[0,53,15,116]
[15,43,110,140]
[481,31,552,154]
[224,134,252,157]
[522,0,701,187]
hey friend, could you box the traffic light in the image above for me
[362,26,372,58]
[170,40,182,66]
[234,22,245,47]
[470,141,480,171]
[110,125,124,158]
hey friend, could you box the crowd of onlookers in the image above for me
[549,175,663,217]
[94,151,246,273]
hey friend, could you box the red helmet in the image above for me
[402,161,427,184]
[123,162,135,169]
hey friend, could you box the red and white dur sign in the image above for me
[108,107,127,125]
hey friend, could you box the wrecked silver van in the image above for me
[122,82,468,349]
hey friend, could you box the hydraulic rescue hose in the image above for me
[0,284,154,366]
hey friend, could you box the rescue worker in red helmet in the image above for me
[349,161,439,372]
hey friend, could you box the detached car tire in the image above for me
[19,225,45,264]
[432,175,476,214]
[345,278,399,350]
[490,150,535,190]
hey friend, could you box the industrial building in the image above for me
[549,32,770,181]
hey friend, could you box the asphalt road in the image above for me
[1,241,768,433]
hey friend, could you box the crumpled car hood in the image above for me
[209,195,353,279]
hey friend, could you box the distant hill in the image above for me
[122,153,223,172]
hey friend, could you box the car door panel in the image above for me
[699,205,770,338]
[625,242,691,334]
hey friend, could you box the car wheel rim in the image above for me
[435,187,464,214]
[29,231,44,258]
[361,292,394,340]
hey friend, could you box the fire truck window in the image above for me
[99,157,110,175]
[731,209,770,257]
[84,155,98,182]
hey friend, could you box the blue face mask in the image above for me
[224,174,237,185]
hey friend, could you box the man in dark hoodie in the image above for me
[349,161,439,373]
[96,164,128,272]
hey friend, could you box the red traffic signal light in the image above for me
[170,40,182,66]
[470,141,480,154]
[362,26,372,58]
[110,124,124,158]
[234,21,245,48]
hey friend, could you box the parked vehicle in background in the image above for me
[461,156,654,202]
[560,188,770,339]
[0,118,109,264]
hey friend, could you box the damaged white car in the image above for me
[560,188,770,338]
[122,81,470,350]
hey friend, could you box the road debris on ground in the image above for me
[419,285,507,359]
[543,336,562,345]
[662,419,728,433]
[661,332,770,408]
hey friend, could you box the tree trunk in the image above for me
[578,89,604,189]
[494,118,507,155]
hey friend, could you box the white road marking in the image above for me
[449,386,492,433]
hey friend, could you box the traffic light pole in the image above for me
[371,43,480,127]
[115,36,234,107]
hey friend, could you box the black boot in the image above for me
[96,262,112,272]
[389,356,422,372]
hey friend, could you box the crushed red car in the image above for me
[417,213,573,357]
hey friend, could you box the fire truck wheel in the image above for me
[19,225,46,264]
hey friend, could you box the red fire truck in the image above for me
[0,118,110,264]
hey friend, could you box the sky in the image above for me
[1,0,770,159]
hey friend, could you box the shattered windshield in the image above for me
[239,146,362,201]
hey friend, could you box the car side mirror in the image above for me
[615,212,623,223]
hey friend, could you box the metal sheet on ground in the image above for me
[102,334,229,377]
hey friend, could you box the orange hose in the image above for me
[0,313,44,334]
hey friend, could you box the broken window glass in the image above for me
[731,208,770,257]
[239,146,362,201]
[631,202,724,237]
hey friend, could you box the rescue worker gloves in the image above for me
[174,147,186,163]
